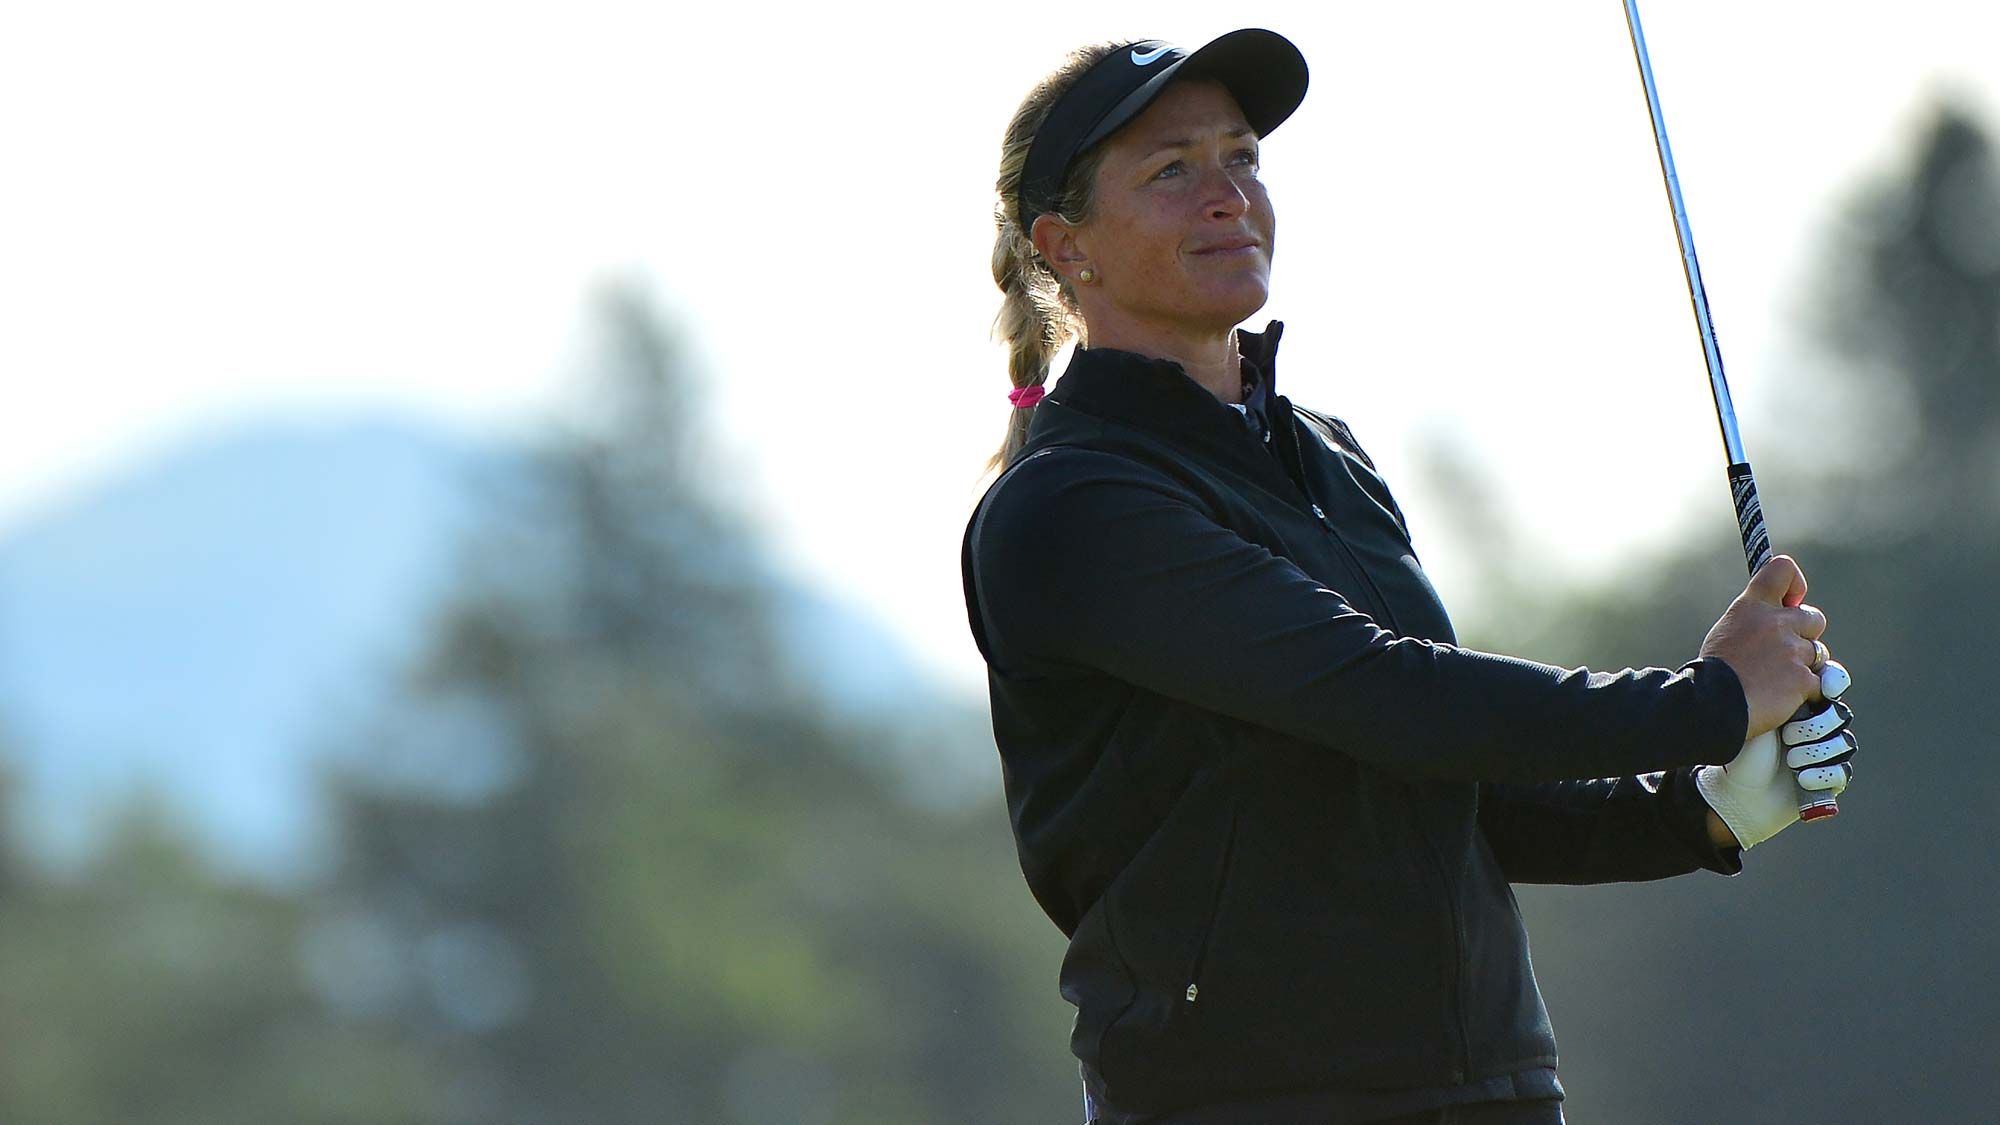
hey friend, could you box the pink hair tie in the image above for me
[1008,385,1046,409]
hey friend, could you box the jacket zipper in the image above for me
[1276,404,1469,1071]
[1277,409,1405,634]
[1409,789,1473,1083]
[1184,815,1239,1004]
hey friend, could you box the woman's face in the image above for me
[1066,79,1275,339]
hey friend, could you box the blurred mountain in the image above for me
[0,287,1072,1123]
[0,414,955,881]
[0,416,492,877]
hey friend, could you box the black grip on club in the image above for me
[1727,461,1839,820]
[1727,462,1773,574]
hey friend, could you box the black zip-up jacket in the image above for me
[961,324,1747,1120]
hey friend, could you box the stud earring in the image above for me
[1079,267,1097,285]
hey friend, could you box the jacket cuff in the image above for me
[1679,656,1751,763]
[1668,765,1744,876]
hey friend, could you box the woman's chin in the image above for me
[1205,279,1271,326]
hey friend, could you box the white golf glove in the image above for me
[1697,660,1857,850]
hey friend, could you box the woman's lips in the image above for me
[1189,240,1263,258]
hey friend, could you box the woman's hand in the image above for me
[1698,664,1857,849]
[1696,554,1827,740]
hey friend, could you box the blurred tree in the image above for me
[310,282,1073,1125]
[1820,107,2000,507]
[0,772,442,1124]
[1441,104,2000,1124]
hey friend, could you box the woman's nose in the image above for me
[1203,169,1249,219]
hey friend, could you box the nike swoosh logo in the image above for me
[1131,46,1173,66]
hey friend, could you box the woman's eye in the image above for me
[1231,148,1260,168]
[1153,161,1185,180]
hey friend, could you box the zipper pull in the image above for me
[1185,983,1199,1002]
[1310,504,1328,522]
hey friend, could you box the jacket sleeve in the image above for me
[1477,770,1743,883]
[967,448,1748,784]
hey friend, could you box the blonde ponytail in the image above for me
[987,43,1123,472]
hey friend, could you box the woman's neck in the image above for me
[1084,320,1242,404]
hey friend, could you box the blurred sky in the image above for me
[4,0,1996,696]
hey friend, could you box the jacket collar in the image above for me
[1029,321,1286,455]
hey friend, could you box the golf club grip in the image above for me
[1727,462,1838,822]
[1727,462,1773,574]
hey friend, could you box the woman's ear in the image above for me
[1030,213,1092,287]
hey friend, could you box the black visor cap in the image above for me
[1017,29,1309,232]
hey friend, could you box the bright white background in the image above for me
[4,1,1994,693]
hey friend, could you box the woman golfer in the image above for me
[960,28,1858,1125]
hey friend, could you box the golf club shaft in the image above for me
[1621,0,1837,822]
